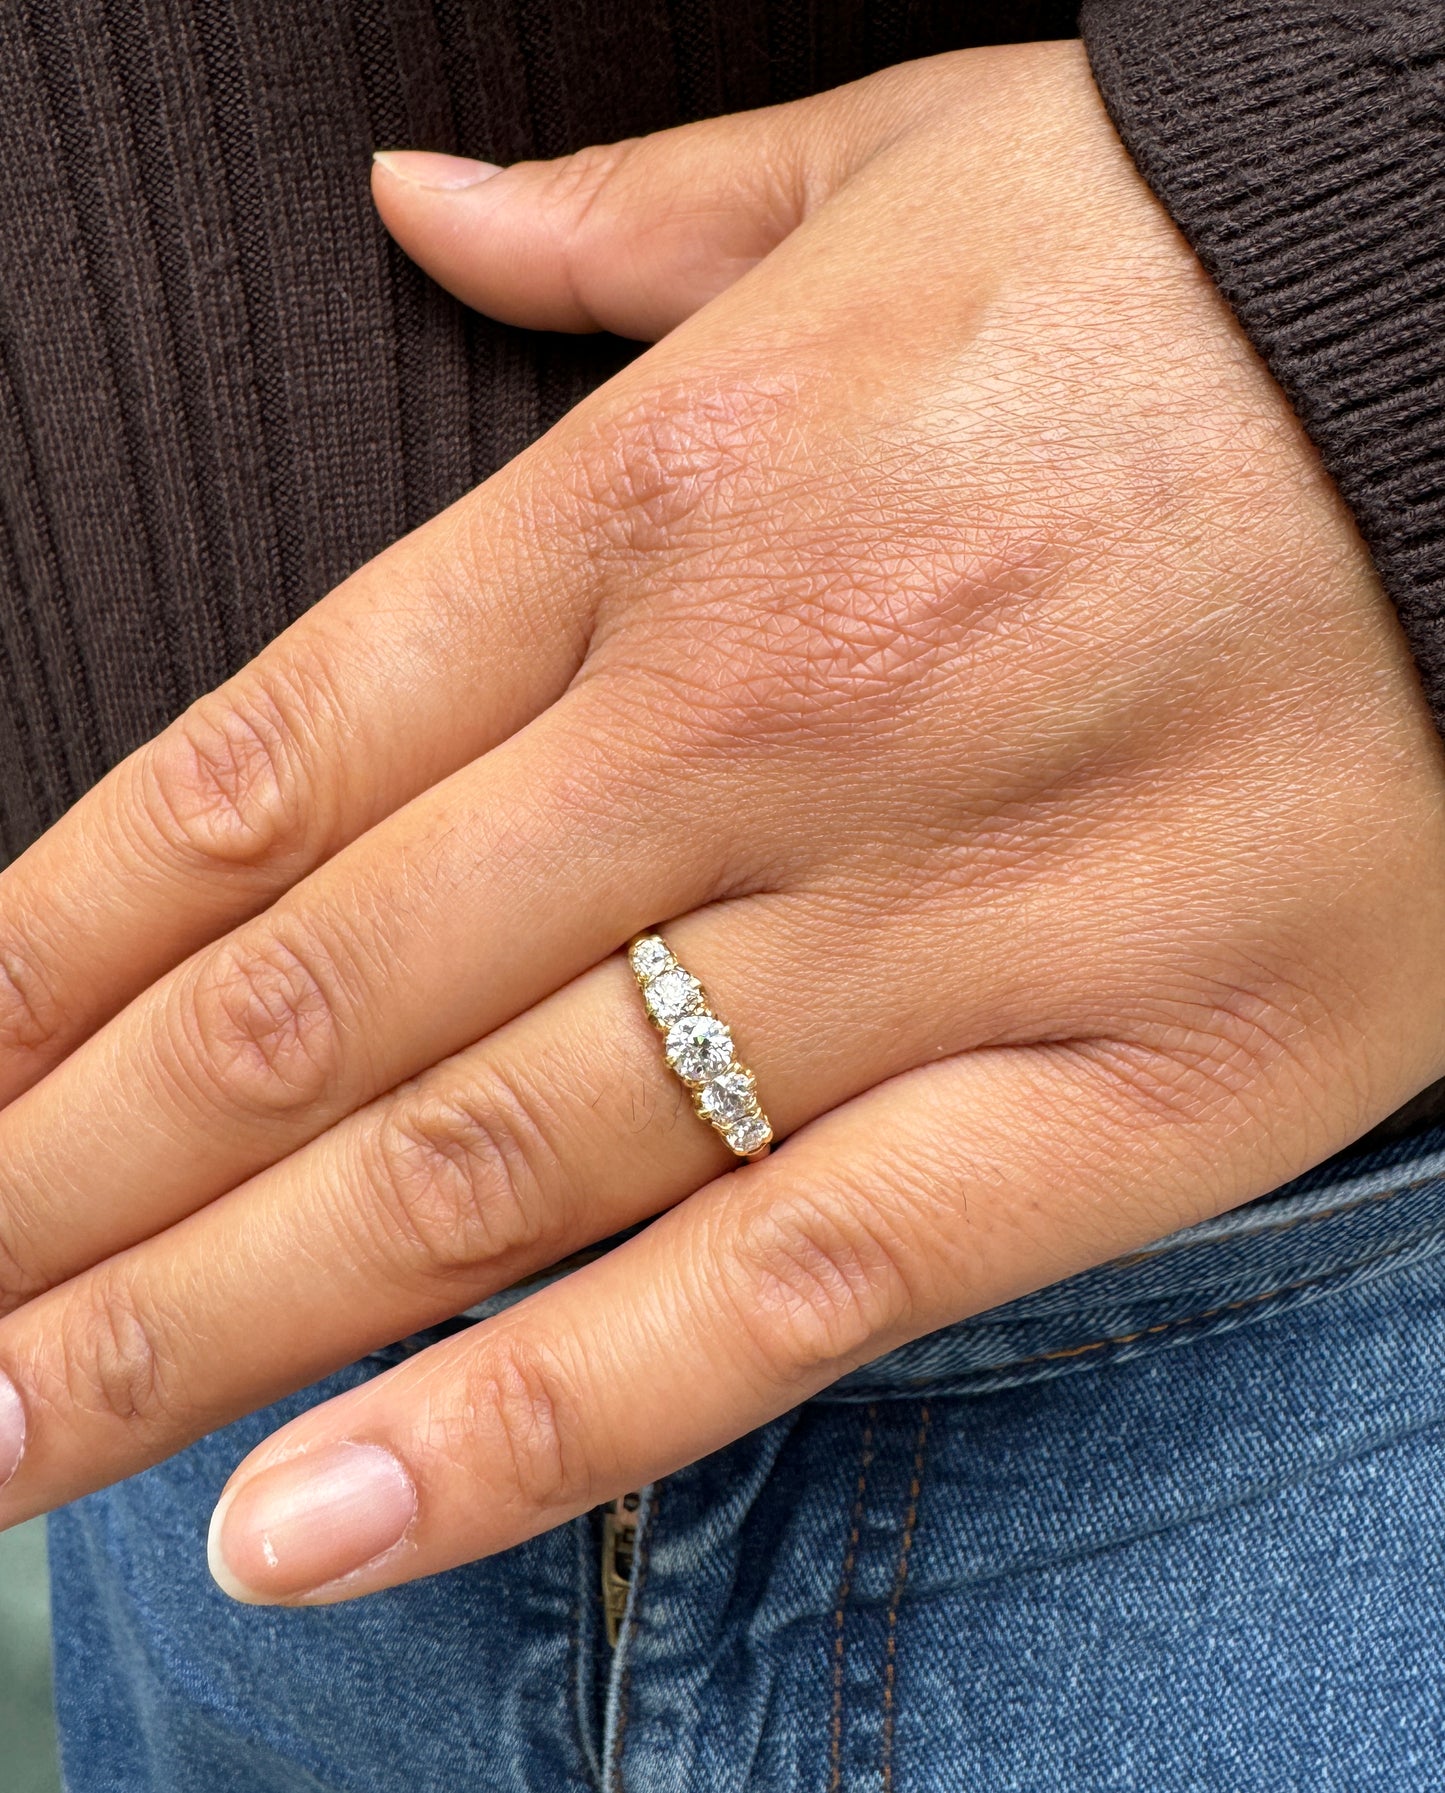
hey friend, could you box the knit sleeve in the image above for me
[1079,1,1445,737]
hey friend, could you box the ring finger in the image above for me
[0,889,979,1521]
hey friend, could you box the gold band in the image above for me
[628,933,774,1161]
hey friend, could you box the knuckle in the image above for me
[0,928,66,1060]
[60,1275,176,1431]
[454,1334,587,1516]
[367,1071,559,1280]
[689,535,1014,753]
[1074,1037,1250,1133]
[179,927,343,1120]
[136,669,329,876]
[722,1194,916,1385]
[541,139,637,230]
[570,379,792,560]
[0,1221,45,1318]
[542,139,647,325]
[1096,967,1334,1129]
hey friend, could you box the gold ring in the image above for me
[628,933,774,1161]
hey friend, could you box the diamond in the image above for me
[644,968,704,1025]
[724,1112,772,1156]
[699,1070,757,1126]
[664,1014,733,1083]
[629,936,673,981]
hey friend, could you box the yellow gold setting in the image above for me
[628,933,774,1161]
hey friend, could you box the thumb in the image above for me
[371,91,882,341]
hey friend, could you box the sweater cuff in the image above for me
[1080,1,1445,737]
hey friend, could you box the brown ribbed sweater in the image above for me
[1084,0,1445,743]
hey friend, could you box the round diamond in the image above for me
[724,1112,772,1156]
[629,936,673,981]
[644,967,704,1025]
[665,1014,733,1083]
[699,1070,757,1126]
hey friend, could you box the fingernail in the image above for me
[0,1371,25,1489]
[372,149,503,191]
[208,1441,416,1604]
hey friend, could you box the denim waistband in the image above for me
[827,1126,1445,1401]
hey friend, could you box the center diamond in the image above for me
[664,1014,733,1083]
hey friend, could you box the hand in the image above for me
[0,40,1441,1606]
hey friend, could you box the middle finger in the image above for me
[0,685,731,1311]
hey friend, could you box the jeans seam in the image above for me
[1008,1233,1435,1373]
[881,1403,930,1793]
[828,1404,876,1793]
[573,1515,603,1792]
[1111,1166,1444,1268]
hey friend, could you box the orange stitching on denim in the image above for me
[881,1404,931,1793]
[829,1404,876,1793]
[1005,1234,1430,1374]
[1111,1166,1443,1268]
[608,1482,658,1793]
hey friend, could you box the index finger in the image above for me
[0,457,596,1108]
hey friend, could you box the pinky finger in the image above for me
[205,1036,1303,1605]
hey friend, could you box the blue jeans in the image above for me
[49,1127,1445,1791]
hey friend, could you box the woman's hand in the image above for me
[0,41,1441,1604]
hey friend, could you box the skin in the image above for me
[0,41,1441,1605]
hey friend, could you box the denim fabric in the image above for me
[49,1129,1445,1791]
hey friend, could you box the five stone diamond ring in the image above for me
[628,933,774,1161]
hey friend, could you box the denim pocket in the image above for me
[825,1126,1445,1401]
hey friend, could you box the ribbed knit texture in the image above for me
[1082,0,1445,736]
[0,0,1074,859]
